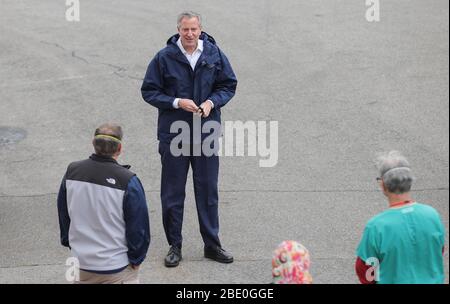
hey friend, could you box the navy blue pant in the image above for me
[159,141,221,249]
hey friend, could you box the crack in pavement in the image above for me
[40,40,134,77]
[39,40,66,51]
[99,62,126,72]
[123,75,144,81]
[113,71,144,81]
[0,256,357,270]
[71,51,89,64]
[0,73,117,88]
[0,262,63,269]
[0,187,448,199]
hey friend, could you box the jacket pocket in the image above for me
[163,75,178,96]
[202,63,220,86]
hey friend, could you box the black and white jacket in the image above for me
[57,154,150,272]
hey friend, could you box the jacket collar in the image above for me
[89,153,118,164]
[89,154,131,169]
[176,37,204,55]
[166,32,219,65]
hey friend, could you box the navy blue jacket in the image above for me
[141,32,238,143]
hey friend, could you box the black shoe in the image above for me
[165,246,182,267]
[204,246,234,263]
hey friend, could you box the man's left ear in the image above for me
[380,180,387,192]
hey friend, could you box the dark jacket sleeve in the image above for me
[141,53,176,110]
[57,173,71,248]
[208,49,238,109]
[123,176,150,266]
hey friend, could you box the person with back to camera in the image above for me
[356,151,445,284]
[57,123,150,284]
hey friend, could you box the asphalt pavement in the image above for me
[0,0,448,283]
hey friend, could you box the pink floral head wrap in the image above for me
[272,240,312,284]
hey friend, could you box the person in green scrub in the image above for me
[356,151,446,284]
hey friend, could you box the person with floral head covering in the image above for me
[272,240,312,284]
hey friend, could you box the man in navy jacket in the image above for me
[141,11,237,267]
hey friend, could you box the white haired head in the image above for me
[376,151,414,194]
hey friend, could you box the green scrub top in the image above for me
[357,203,445,284]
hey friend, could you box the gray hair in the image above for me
[376,150,414,194]
[93,123,123,157]
[177,11,202,29]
